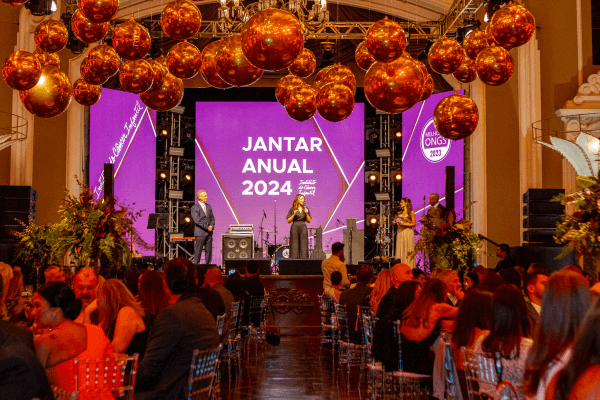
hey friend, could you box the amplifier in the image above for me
[170,237,195,242]
[523,188,564,203]
[222,234,254,260]
[229,224,253,233]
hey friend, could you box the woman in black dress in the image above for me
[286,194,311,259]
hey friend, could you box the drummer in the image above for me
[321,242,350,291]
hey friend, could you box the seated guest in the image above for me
[545,298,600,400]
[135,258,219,400]
[224,271,245,303]
[528,262,547,274]
[515,265,525,278]
[205,267,234,317]
[5,266,24,319]
[480,271,505,293]
[95,279,147,358]
[323,271,343,302]
[138,270,170,333]
[473,284,532,399]
[439,269,464,307]
[413,268,430,287]
[43,265,65,283]
[500,267,522,289]
[195,265,225,320]
[463,271,479,291]
[0,262,13,321]
[339,265,374,344]
[472,265,488,283]
[401,279,459,375]
[376,263,414,319]
[522,272,548,331]
[242,260,265,327]
[524,271,591,400]
[73,267,100,324]
[495,244,515,272]
[368,269,392,314]
[32,281,114,400]
[321,242,350,291]
[562,265,584,276]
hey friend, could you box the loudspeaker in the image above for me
[278,259,323,275]
[523,203,564,216]
[523,215,561,229]
[523,188,564,203]
[445,166,455,211]
[221,234,254,260]
[512,244,577,274]
[523,229,556,244]
[104,163,114,199]
[0,242,17,264]
[0,186,37,241]
[0,186,37,200]
[224,258,271,275]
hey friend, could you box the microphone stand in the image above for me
[259,210,266,257]
[274,199,277,245]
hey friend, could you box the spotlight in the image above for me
[391,125,402,141]
[365,169,380,186]
[181,214,192,225]
[367,214,380,228]
[366,129,379,144]
[157,124,170,139]
[180,170,193,185]
[392,169,402,184]
[157,170,168,182]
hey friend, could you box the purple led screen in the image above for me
[90,88,157,256]
[195,102,365,265]
[402,90,465,239]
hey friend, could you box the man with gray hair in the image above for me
[191,189,215,264]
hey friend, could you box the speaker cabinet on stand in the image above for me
[222,233,254,273]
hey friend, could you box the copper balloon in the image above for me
[86,43,121,79]
[33,48,60,68]
[216,35,264,87]
[452,56,477,83]
[139,73,184,111]
[314,65,334,90]
[489,3,535,49]
[34,20,69,53]
[112,17,152,61]
[428,37,464,75]
[285,85,317,122]
[120,59,154,94]
[149,58,169,91]
[80,57,110,85]
[433,92,479,140]
[288,48,316,78]
[241,9,304,71]
[462,28,488,60]
[79,0,119,23]
[71,10,109,43]
[366,17,407,63]
[317,83,355,123]
[419,73,434,102]
[160,0,202,40]
[275,74,304,106]
[19,65,72,118]
[322,64,356,94]
[475,45,514,86]
[363,56,425,115]
[2,50,41,91]
[200,40,232,89]
[355,40,375,71]
[166,41,202,79]
[73,78,102,106]
[2,0,28,5]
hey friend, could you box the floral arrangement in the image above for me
[410,208,482,272]
[12,217,62,267]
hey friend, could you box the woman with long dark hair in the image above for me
[138,270,170,332]
[523,271,591,400]
[394,197,416,267]
[473,284,532,399]
[286,194,311,259]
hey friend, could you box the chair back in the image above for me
[216,313,227,338]
[443,341,459,400]
[248,294,267,328]
[462,347,499,400]
[393,320,403,372]
[361,312,375,364]
[334,303,351,343]
[187,344,223,400]
[227,301,240,340]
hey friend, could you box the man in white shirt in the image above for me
[321,242,350,290]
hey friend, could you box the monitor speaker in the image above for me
[221,234,254,260]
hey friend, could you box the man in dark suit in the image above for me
[523,272,547,332]
[376,263,414,320]
[339,265,374,344]
[495,244,516,272]
[191,189,215,264]
[426,193,446,221]
[135,258,220,400]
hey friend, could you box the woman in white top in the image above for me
[394,198,416,268]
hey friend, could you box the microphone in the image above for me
[336,218,344,225]
[263,210,267,218]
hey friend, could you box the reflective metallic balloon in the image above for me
[34,20,69,53]
[33,48,60,68]
[167,40,202,79]
[71,10,109,43]
[317,82,355,123]
[275,74,304,106]
[86,43,121,79]
[80,57,110,85]
[285,85,317,122]
[490,3,535,49]
[2,0,28,5]
[2,49,42,91]
[366,17,407,63]
[200,40,232,89]
[314,65,334,90]
[433,92,479,140]
[364,56,425,115]
[149,58,169,91]
[139,73,184,111]
[355,40,375,71]
[428,37,464,75]
[160,0,202,41]
[419,73,434,102]
[322,64,356,94]
[475,45,514,86]
[462,28,488,60]
[452,56,477,83]
[216,35,264,87]
[113,17,152,61]
[79,0,119,23]
[241,9,304,71]
[288,48,316,78]
[73,78,102,106]
[120,59,154,94]
[19,65,72,118]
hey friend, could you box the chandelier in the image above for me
[217,0,329,34]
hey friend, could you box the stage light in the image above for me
[180,214,192,225]
[393,169,402,184]
[365,166,380,186]
[157,122,170,138]
[367,214,380,227]
[180,170,193,185]
[366,128,379,144]
[157,170,168,182]
[391,126,402,141]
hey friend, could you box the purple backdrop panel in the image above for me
[402,90,465,240]
[195,102,364,265]
[90,88,157,256]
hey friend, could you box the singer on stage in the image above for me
[287,194,311,259]
[191,189,215,264]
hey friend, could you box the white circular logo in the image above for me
[420,119,451,163]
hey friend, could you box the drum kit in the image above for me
[260,227,319,266]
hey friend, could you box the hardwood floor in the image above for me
[220,336,369,400]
